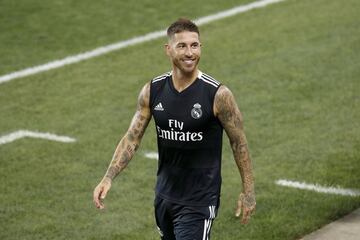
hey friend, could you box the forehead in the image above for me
[170,31,200,44]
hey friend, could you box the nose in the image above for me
[185,46,193,57]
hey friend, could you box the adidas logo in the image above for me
[154,102,164,111]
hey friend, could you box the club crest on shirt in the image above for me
[191,103,202,119]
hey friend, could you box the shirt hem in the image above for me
[155,192,219,207]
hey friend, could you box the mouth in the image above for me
[182,59,196,65]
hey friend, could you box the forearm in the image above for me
[102,83,151,182]
[232,141,255,195]
[103,133,139,181]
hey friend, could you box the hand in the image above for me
[235,192,256,224]
[93,178,112,209]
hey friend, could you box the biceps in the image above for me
[215,86,247,145]
[219,109,247,145]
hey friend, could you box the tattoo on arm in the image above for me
[215,86,255,195]
[104,83,151,181]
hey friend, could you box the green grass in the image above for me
[0,0,253,75]
[1,0,360,239]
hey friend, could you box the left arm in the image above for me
[214,85,256,224]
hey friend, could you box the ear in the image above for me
[164,43,171,57]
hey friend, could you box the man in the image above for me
[93,18,256,239]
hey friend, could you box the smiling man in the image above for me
[93,18,256,240]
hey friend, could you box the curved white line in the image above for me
[0,130,76,145]
[276,179,360,197]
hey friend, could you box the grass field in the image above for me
[1,0,359,239]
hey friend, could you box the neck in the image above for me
[172,68,199,92]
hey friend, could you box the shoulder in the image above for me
[149,72,171,107]
[215,85,233,99]
[198,71,221,89]
[151,72,171,84]
[138,82,151,108]
[214,85,238,116]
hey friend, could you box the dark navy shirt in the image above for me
[150,71,223,206]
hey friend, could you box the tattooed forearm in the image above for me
[232,143,254,194]
[104,137,134,180]
[105,165,121,180]
[103,83,151,181]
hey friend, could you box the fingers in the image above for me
[241,204,256,224]
[235,192,256,224]
[241,208,251,224]
[235,193,244,217]
[93,186,104,209]
[235,205,242,217]
[93,183,110,209]
[100,186,109,201]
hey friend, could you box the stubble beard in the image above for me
[173,57,200,76]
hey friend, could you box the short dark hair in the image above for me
[167,18,200,38]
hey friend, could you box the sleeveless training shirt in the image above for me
[150,71,223,206]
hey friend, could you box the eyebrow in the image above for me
[176,40,200,45]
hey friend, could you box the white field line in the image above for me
[144,151,159,160]
[0,130,76,145]
[276,179,360,197]
[0,0,286,85]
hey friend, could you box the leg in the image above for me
[173,205,218,240]
[154,197,176,240]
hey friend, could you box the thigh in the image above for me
[154,197,176,240]
[173,205,218,240]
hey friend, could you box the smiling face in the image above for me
[165,31,201,76]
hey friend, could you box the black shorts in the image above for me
[154,197,219,240]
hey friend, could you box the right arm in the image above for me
[93,82,151,209]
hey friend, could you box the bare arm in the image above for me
[93,83,151,209]
[214,85,256,224]
[104,83,151,180]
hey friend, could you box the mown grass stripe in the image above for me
[0,0,286,85]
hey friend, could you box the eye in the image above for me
[177,43,186,49]
[191,43,200,49]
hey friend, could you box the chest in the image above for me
[151,80,215,132]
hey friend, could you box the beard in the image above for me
[172,56,200,75]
